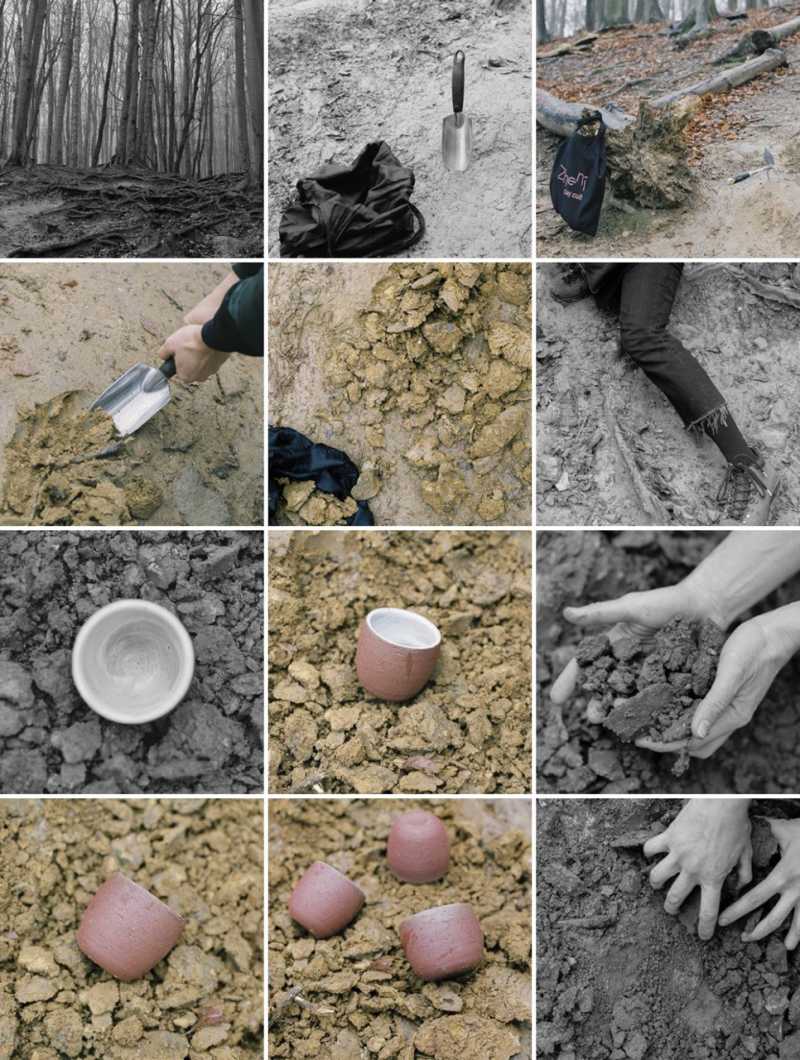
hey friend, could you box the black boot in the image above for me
[718,448,779,525]
[551,264,589,305]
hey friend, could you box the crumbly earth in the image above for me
[0,264,263,527]
[268,531,531,794]
[0,798,263,1059]
[537,798,800,1060]
[269,262,532,526]
[576,617,725,775]
[0,531,263,795]
[537,530,800,794]
[269,798,531,1060]
[537,262,800,527]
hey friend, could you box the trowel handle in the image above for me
[160,355,177,379]
[452,50,465,114]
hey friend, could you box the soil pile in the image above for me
[537,798,800,1060]
[537,263,800,526]
[0,531,263,794]
[0,798,263,1059]
[268,531,531,794]
[576,617,725,775]
[269,798,531,1060]
[537,530,800,794]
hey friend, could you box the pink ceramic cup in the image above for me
[387,810,450,884]
[356,608,441,702]
[77,873,185,981]
[399,902,483,981]
[288,861,365,939]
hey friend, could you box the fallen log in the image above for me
[713,13,800,62]
[539,32,598,60]
[536,87,634,136]
[652,46,786,104]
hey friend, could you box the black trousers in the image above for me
[586,263,726,428]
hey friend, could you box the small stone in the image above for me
[112,1016,144,1046]
[288,660,320,690]
[273,679,308,704]
[438,384,466,415]
[351,469,381,501]
[283,480,315,512]
[125,476,163,519]
[0,662,34,710]
[191,1024,230,1051]
[16,975,58,1003]
[82,980,119,1015]
[31,650,71,699]
[18,946,58,977]
[51,718,102,765]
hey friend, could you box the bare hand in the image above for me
[643,799,752,940]
[719,818,800,947]
[184,271,239,325]
[158,325,232,383]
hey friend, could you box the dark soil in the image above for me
[0,797,264,1058]
[577,617,725,775]
[0,166,263,258]
[269,798,531,1060]
[537,530,800,794]
[537,798,800,1060]
[0,531,263,795]
[268,530,532,794]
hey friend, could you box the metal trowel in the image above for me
[91,355,177,436]
[442,50,473,172]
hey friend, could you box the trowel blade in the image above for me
[442,112,473,172]
[91,363,171,436]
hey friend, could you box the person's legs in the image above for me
[618,263,754,465]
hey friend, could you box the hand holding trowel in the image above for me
[91,355,177,436]
[442,50,473,172]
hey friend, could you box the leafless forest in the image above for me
[0,0,264,256]
[538,0,789,38]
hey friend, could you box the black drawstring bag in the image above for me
[269,426,374,526]
[549,113,607,237]
[279,141,425,258]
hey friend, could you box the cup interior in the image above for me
[74,602,193,722]
[367,608,441,650]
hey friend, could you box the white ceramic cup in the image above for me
[71,600,195,724]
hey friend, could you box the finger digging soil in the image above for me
[268,531,532,794]
[0,531,263,795]
[0,798,263,1059]
[537,798,800,1060]
[269,798,531,1060]
[537,530,800,794]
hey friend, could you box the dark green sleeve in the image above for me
[202,266,263,357]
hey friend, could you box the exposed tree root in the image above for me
[0,164,263,257]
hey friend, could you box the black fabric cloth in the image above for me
[584,263,754,465]
[201,263,263,357]
[550,114,607,237]
[278,141,425,258]
[268,426,374,526]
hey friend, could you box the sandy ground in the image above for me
[537,530,800,795]
[0,264,263,527]
[537,263,800,527]
[269,798,531,1059]
[268,530,532,794]
[268,0,532,258]
[538,798,800,1060]
[269,262,532,527]
[536,21,800,257]
[0,798,264,1059]
[0,531,263,795]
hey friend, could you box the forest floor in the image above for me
[537,262,800,527]
[0,798,263,1058]
[0,531,263,795]
[536,7,800,256]
[268,0,532,258]
[0,264,263,527]
[269,798,531,1060]
[268,531,532,795]
[538,798,800,1060]
[269,262,531,527]
[0,167,263,258]
[536,530,800,795]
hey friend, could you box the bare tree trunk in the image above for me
[233,0,250,172]
[135,0,156,165]
[537,0,551,40]
[92,0,118,165]
[6,0,47,166]
[53,0,74,166]
[68,0,82,167]
[243,0,263,183]
[117,0,141,163]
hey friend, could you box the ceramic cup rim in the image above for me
[107,872,186,926]
[365,608,441,651]
[71,599,195,725]
[309,861,366,899]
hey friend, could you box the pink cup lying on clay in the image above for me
[399,903,483,981]
[77,873,185,981]
[288,861,365,939]
[356,608,441,702]
[387,810,450,884]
